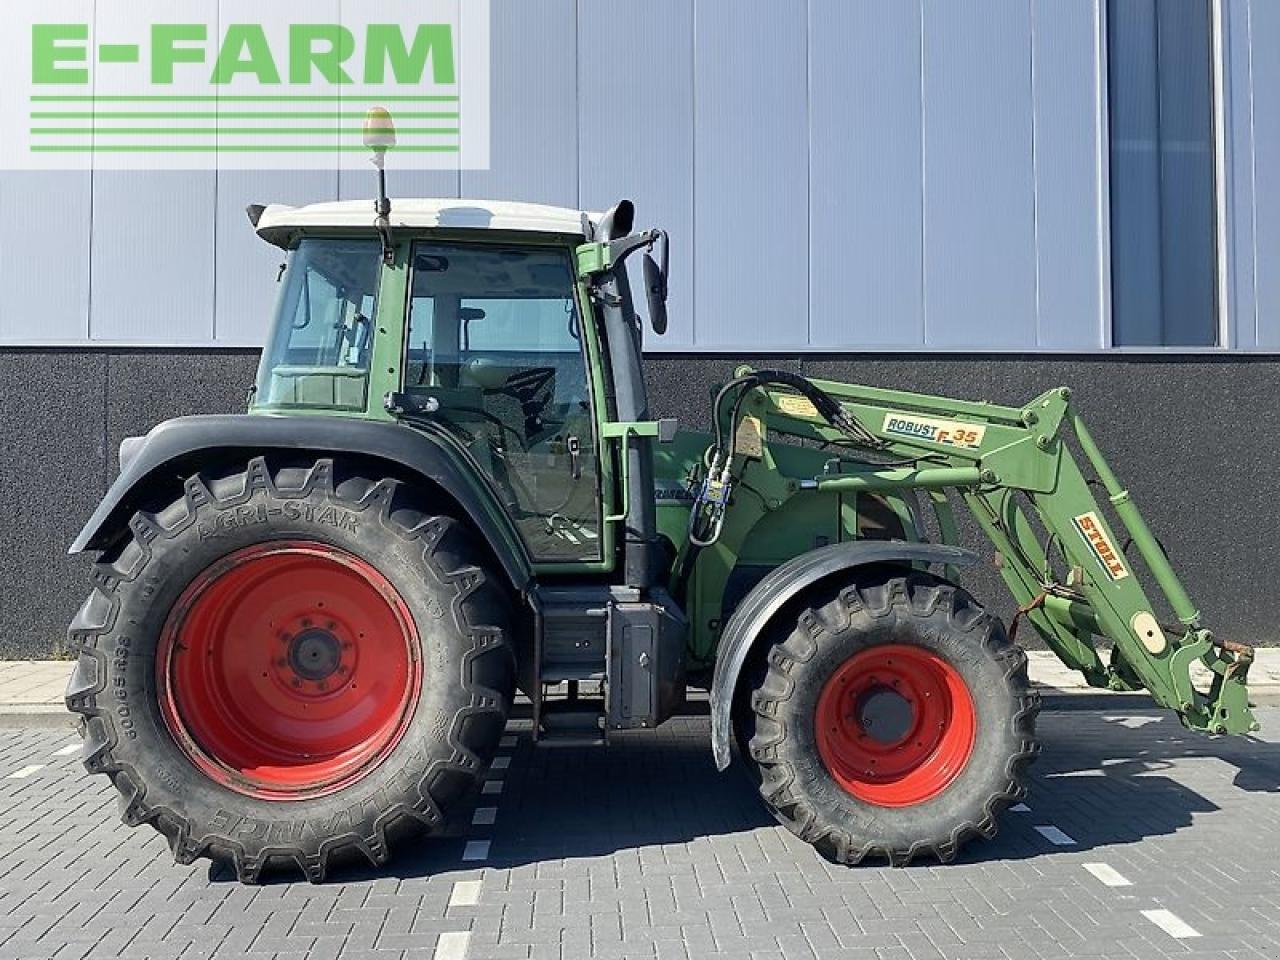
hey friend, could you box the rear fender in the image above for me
[709,541,979,770]
[70,415,534,592]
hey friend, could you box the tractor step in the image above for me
[532,585,689,744]
[537,588,610,691]
[540,666,607,684]
[537,698,606,746]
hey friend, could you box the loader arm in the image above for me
[689,367,1257,737]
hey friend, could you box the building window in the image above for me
[1107,0,1219,346]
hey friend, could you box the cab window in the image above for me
[404,243,601,563]
[255,239,381,411]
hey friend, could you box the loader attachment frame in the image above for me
[689,368,1257,737]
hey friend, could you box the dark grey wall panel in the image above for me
[808,0,923,349]
[0,174,92,343]
[0,350,259,660]
[578,0,696,350]
[103,351,259,476]
[4,348,1277,658]
[922,1,1039,348]
[0,352,107,660]
[1031,0,1105,349]
[461,0,578,208]
[693,0,809,350]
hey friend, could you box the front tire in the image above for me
[746,569,1039,865]
[66,457,516,882]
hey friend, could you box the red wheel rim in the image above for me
[157,541,422,800]
[814,644,976,807]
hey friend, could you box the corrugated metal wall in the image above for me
[0,0,1275,350]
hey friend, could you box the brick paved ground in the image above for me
[0,705,1277,960]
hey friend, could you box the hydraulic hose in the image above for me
[688,370,887,552]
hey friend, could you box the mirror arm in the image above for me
[604,230,663,269]
[584,230,671,338]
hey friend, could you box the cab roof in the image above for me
[254,198,598,248]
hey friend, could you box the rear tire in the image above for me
[66,457,515,883]
[745,569,1039,865]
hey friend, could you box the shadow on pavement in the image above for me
[961,707,1280,864]
[233,704,1280,883]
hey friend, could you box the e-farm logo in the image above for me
[0,0,490,170]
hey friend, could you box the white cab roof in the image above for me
[255,198,598,247]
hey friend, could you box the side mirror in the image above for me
[643,231,670,336]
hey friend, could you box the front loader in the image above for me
[65,116,1257,882]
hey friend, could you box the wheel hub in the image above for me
[286,627,344,684]
[156,541,422,801]
[815,644,976,807]
[855,685,914,746]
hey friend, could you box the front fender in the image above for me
[70,414,534,591]
[709,540,978,771]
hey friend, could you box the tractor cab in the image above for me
[250,206,615,565]
[247,191,690,744]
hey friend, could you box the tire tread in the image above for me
[65,456,513,883]
[746,572,1040,866]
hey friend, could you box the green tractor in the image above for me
[67,119,1257,883]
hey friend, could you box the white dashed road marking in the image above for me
[448,880,482,908]
[462,840,490,862]
[433,930,472,959]
[1010,803,1031,812]
[1083,862,1132,887]
[481,780,503,795]
[53,744,82,757]
[1034,825,1077,846]
[7,765,44,780]
[1142,909,1200,939]
[491,756,510,770]
[472,807,497,826]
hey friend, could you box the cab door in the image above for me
[402,241,604,563]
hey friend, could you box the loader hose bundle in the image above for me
[712,370,885,458]
[688,370,886,547]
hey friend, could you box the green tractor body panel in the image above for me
[69,414,535,592]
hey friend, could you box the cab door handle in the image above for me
[566,435,582,481]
